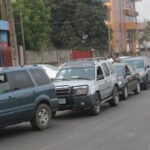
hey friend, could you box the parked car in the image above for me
[54,58,119,116]
[0,66,58,130]
[39,64,59,80]
[114,63,140,100]
[121,56,150,89]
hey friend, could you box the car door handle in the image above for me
[33,91,38,94]
[8,96,16,100]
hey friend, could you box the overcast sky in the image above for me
[136,0,150,21]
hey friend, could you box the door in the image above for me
[125,65,134,91]
[7,70,36,121]
[96,66,107,99]
[101,63,112,97]
[0,74,18,125]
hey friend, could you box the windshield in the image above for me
[55,67,95,81]
[114,66,125,77]
[122,59,144,69]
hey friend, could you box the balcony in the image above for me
[124,8,138,17]
[125,22,136,30]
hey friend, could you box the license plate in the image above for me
[58,98,66,104]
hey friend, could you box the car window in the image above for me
[30,69,50,86]
[0,74,11,94]
[125,66,130,74]
[7,71,34,90]
[101,63,110,77]
[97,66,104,80]
[114,65,125,77]
[107,62,115,74]
[128,65,135,73]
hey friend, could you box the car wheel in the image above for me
[143,77,149,90]
[109,86,119,106]
[121,85,128,100]
[31,104,51,130]
[90,92,101,115]
[134,81,141,94]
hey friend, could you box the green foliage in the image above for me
[13,0,51,50]
[49,0,109,51]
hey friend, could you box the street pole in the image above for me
[133,0,140,55]
[6,0,19,66]
[108,8,111,55]
[0,0,4,19]
[20,8,26,64]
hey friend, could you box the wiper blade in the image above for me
[77,77,90,80]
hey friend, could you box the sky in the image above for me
[136,0,150,21]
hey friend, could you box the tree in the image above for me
[49,0,109,51]
[13,0,51,50]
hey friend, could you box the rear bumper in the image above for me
[58,94,94,111]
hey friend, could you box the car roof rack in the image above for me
[70,57,107,62]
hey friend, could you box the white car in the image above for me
[39,64,58,80]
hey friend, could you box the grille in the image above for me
[56,86,70,97]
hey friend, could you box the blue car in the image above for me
[0,65,58,130]
[121,56,150,90]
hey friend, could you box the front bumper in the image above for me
[140,75,147,85]
[50,98,59,112]
[58,94,94,111]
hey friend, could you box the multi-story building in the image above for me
[104,0,141,54]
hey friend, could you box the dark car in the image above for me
[114,63,140,100]
[121,56,150,90]
[0,66,58,130]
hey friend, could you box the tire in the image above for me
[134,81,141,94]
[109,86,119,106]
[121,85,128,100]
[90,93,101,116]
[31,104,51,130]
[143,77,149,90]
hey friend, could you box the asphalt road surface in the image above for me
[1,90,150,150]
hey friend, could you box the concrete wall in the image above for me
[25,47,107,66]
[25,48,72,66]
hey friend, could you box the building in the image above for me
[0,20,12,67]
[104,0,141,54]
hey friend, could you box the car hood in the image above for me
[54,80,94,87]
[118,76,124,82]
[135,68,145,73]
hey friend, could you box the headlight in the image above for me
[139,72,145,77]
[118,81,123,86]
[73,85,88,95]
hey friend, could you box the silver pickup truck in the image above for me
[54,58,119,116]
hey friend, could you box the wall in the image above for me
[25,47,72,66]
[25,47,106,66]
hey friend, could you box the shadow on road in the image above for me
[0,123,33,139]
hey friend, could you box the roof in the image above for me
[62,58,108,68]
[113,62,127,67]
[122,56,146,61]
[0,65,42,74]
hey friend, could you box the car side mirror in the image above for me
[97,74,104,80]
[146,65,150,68]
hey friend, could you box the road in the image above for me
[1,90,150,150]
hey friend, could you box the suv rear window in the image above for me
[101,63,110,77]
[30,69,50,86]
[7,71,34,90]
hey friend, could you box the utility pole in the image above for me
[6,0,19,66]
[108,8,111,55]
[133,0,140,55]
[1,0,4,19]
[20,8,26,64]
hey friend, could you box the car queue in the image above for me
[0,56,149,130]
